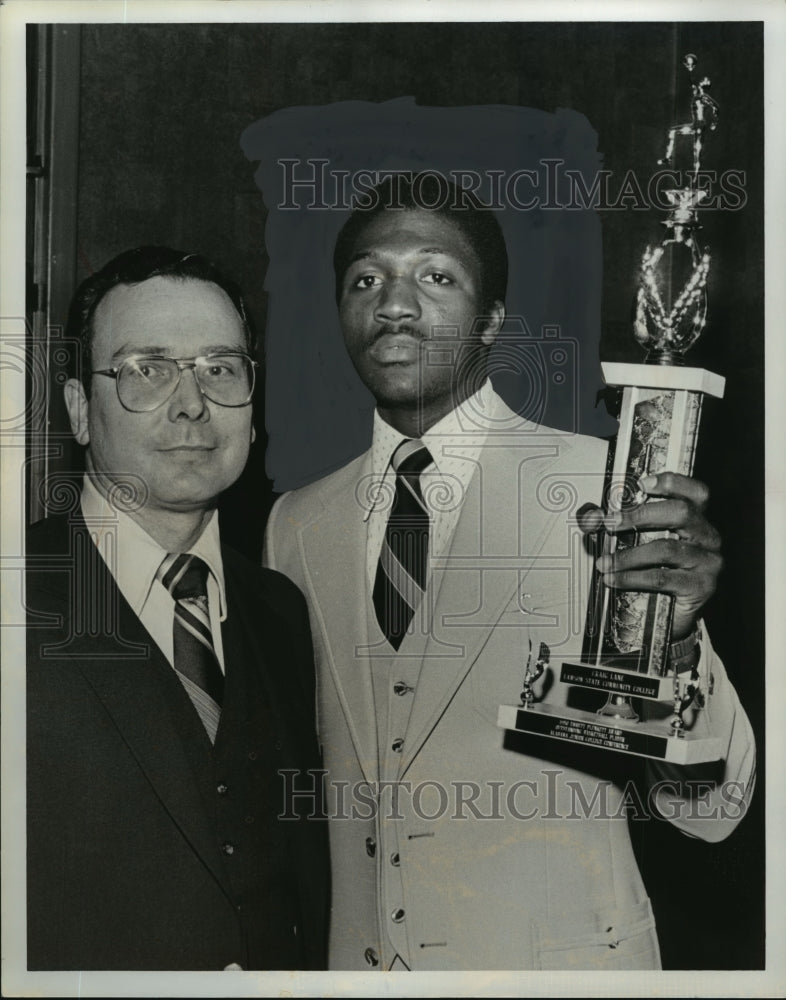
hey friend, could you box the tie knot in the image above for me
[158,553,210,600]
[392,439,432,477]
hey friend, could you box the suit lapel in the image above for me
[397,422,580,778]
[299,455,380,785]
[65,528,233,900]
[217,559,285,747]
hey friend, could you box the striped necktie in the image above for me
[373,439,433,650]
[157,553,223,743]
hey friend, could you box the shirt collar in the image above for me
[79,475,227,620]
[370,377,496,477]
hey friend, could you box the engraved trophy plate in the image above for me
[499,55,726,762]
[497,704,723,765]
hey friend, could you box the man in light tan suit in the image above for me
[264,175,756,971]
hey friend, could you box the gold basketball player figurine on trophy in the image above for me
[499,54,726,763]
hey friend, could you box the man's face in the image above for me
[338,208,503,431]
[65,276,254,516]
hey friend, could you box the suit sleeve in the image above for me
[263,492,298,577]
[261,492,323,746]
[645,620,756,843]
[262,494,284,571]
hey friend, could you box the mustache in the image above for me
[374,323,424,340]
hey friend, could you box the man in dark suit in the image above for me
[26,247,328,971]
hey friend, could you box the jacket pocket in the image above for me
[531,898,660,971]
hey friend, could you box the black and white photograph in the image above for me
[1,1,783,996]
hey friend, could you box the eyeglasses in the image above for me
[92,353,258,412]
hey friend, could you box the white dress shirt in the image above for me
[80,475,227,671]
[364,378,499,588]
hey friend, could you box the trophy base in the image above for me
[497,703,723,764]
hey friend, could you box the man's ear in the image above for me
[63,379,90,446]
[480,301,505,348]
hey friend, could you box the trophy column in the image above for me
[587,362,725,681]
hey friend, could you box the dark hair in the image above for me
[333,172,508,312]
[66,246,253,394]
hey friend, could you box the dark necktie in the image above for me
[157,553,223,742]
[373,439,433,650]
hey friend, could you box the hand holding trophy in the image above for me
[500,54,728,763]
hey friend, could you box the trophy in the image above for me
[498,55,725,763]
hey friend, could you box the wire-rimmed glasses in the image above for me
[91,353,258,412]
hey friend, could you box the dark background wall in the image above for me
[38,20,764,969]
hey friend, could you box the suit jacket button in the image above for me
[217,783,229,795]
[390,852,400,866]
[223,962,243,970]
[222,841,235,855]
[392,738,404,753]
[393,681,413,696]
[364,947,379,967]
[365,836,377,857]
[391,908,405,923]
